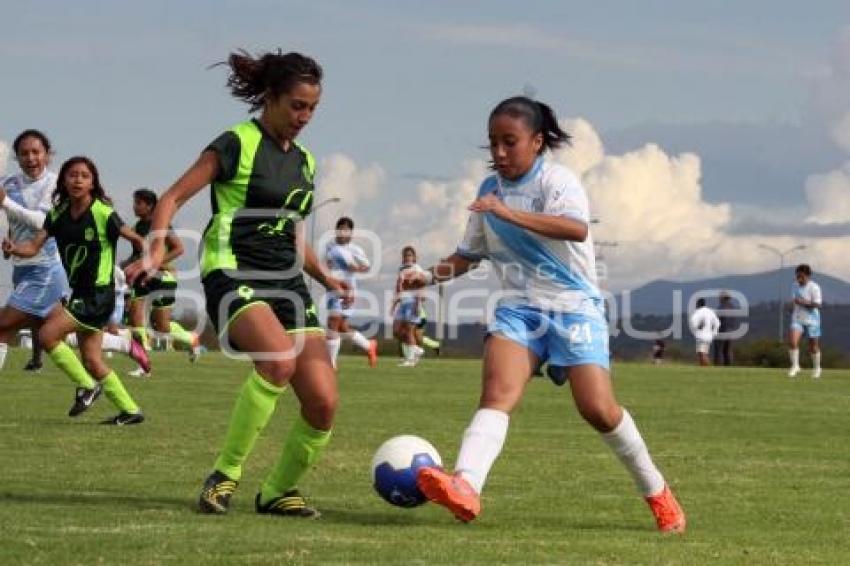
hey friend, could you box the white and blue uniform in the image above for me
[395,263,424,324]
[457,157,608,369]
[1,171,69,318]
[790,280,822,338]
[109,267,128,327]
[325,240,370,318]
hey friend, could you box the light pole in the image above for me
[758,243,806,342]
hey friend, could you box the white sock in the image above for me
[0,343,7,370]
[101,332,130,354]
[347,331,370,351]
[601,409,665,497]
[812,352,821,370]
[401,343,415,361]
[455,408,510,494]
[413,345,424,357]
[326,337,341,368]
[65,333,79,348]
[789,349,800,368]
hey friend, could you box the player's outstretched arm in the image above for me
[161,231,185,265]
[469,193,588,241]
[400,254,474,290]
[125,151,218,284]
[119,225,146,255]
[3,229,48,258]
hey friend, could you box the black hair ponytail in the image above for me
[220,49,323,112]
[489,96,571,154]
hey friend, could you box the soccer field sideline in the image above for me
[1,349,849,564]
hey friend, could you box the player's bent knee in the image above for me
[578,401,621,433]
[303,394,337,429]
[255,360,297,387]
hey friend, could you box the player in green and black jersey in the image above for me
[126,50,348,516]
[124,188,201,372]
[5,156,148,425]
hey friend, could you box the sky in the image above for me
[3,0,850,300]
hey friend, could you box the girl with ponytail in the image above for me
[126,49,346,518]
[398,96,687,533]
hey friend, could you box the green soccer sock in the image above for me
[259,416,332,505]
[133,327,150,349]
[47,343,96,389]
[214,371,285,482]
[101,371,140,414]
[168,321,195,347]
[421,335,441,350]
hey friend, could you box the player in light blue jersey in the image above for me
[788,264,822,379]
[393,246,425,367]
[0,130,69,372]
[401,96,685,532]
[324,217,377,368]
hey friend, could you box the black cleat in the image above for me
[255,490,321,519]
[199,471,238,514]
[23,360,43,373]
[100,411,145,426]
[546,365,569,386]
[68,384,103,417]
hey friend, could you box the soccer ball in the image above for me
[371,435,442,508]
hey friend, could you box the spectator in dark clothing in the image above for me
[714,292,738,366]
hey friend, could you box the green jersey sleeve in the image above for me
[206,131,241,183]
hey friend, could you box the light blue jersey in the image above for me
[395,262,423,324]
[1,171,60,266]
[1,170,68,318]
[790,280,822,338]
[325,240,369,317]
[457,158,608,370]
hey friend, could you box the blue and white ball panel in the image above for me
[8,262,69,318]
[371,435,443,508]
[488,304,610,370]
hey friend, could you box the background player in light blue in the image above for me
[393,246,425,367]
[401,96,685,532]
[788,263,822,379]
[324,216,377,368]
[0,129,69,373]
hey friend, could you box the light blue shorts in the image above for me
[8,262,70,319]
[488,304,610,370]
[394,300,420,324]
[326,293,352,318]
[790,319,821,339]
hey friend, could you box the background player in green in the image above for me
[127,49,348,516]
[124,188,201,375]
[4,156,148,425]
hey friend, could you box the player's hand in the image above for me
[125,239,166,286]
[1,238,14,257]
[0,187,6,205]
[468,193,511,219]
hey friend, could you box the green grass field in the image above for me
[1,349,848,565]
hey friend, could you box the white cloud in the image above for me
[805,162,850,224]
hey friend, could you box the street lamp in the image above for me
[758,243,807,342]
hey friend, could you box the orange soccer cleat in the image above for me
[416,467,481,523]
[367,339,379,368]
[645,484,686,533]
